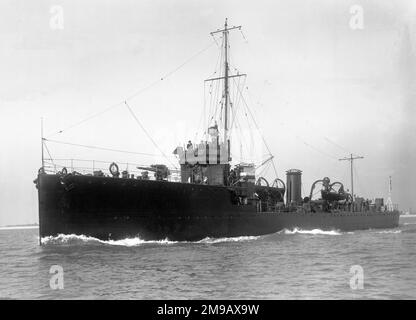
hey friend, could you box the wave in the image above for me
[376,230,402,234]
[41,234,102,245]
[197,236,260,244]
[278,228,342,236]
[41,234,180,246]
[41,233,260,246]
[40,228,352,246]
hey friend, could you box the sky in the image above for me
[0,0,415,225]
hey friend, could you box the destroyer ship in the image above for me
[34,20,399,243]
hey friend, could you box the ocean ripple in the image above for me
[278,228,342,236]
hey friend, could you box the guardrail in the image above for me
[43,158,181,182]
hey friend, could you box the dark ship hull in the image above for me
[37,174,400,242]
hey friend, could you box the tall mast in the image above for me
[223,18,229,144]
[208,19,245,150]
[339,153,364,212]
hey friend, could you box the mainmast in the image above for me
[339,154,364,212]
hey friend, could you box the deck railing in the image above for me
[43,158,181,182]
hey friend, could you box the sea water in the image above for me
[0,216,415,299]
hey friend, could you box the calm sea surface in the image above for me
[1,216,415,299]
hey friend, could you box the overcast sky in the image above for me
[0,0,415,225]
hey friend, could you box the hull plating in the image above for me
[37,174,400,241]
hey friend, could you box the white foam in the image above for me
[197,236,260,244]
[106,237,179,246]
[41,234,178,246]
[41,233,260,246]
[279,228,342,236]
[42,234,103,245]
[376,230,402,234]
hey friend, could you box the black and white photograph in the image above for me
[0,0,415,304]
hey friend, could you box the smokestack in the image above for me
[286,169,302,205]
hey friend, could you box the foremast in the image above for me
[223,19,230,144]
[209,18,246,151]
[176,19,248,186]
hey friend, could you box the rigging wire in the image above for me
[244,79,351,161]
[233,80,279,178]
[47,101,124,138]
[230,105,249,162]
[240,87,255,157]
[207,39,223,129]
[353,165,366,197]
[201,84,207,140]
[297,118,352,156]
[240,29,248,43]
[213,36,224,126]
[243,84,341,163]
[198,36,224,140]
[324,137,351,154]
[47,40,217,138]
[43,142,56,172]
[230,77,246,131]
[226,28,279,174]
[210,34,225,128]
[44,138,161,157]
[124,101,177,169]
[234,76,246,118]
[301,120,352,156]
[230,29,338,175]
[295,136,339,161]
[258,160,271,178]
